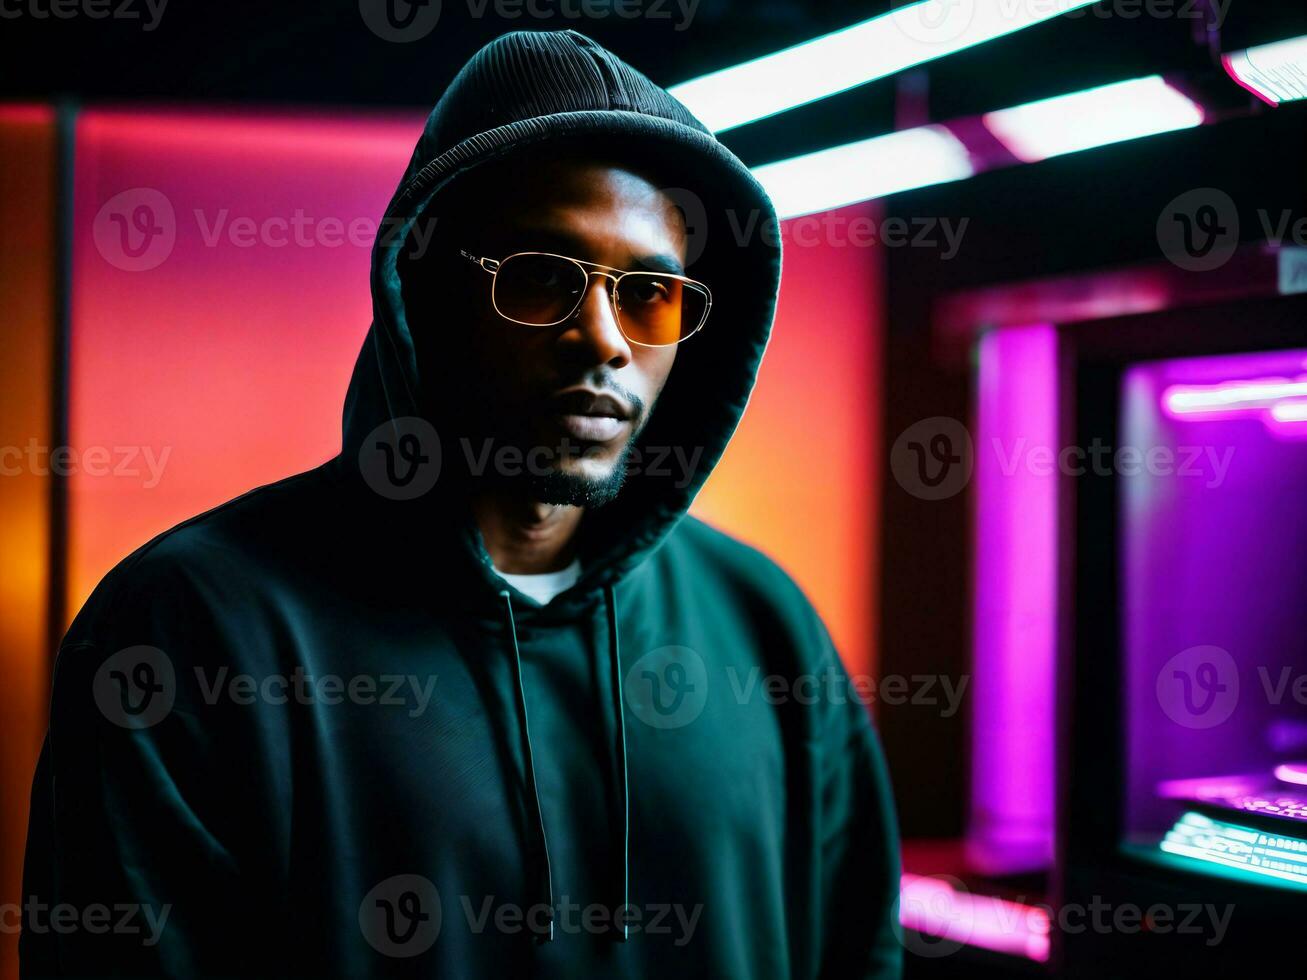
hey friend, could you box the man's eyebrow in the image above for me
[631,253,685,275]
[490,227,685,274]
[496,227,585,255]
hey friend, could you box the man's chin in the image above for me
[525,458,628,507]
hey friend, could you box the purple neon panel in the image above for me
[968,324,1058,875]
[1123,348,1307,841]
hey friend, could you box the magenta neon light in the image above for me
[969,324,1058,876]
[1162,375,1307,437]
[899,873,1051,962]
[1270,401,1307,423]
[1162,375,1307,416]
[1275,763,1307,787]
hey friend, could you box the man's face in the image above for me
[446,158,686,506]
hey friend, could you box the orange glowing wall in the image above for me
[0,104,58,980]
[66,110,883,684]
[693,202,883,679]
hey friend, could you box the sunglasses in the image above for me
[461,249,712,348]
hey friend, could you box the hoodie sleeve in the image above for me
[21,553,281,978]
[815,638,903,980]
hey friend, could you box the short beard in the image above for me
[523,444,632,507]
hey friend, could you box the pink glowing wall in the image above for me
[68,109,425,610]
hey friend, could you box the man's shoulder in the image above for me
[65,463,340,644]
[662,515,825,626]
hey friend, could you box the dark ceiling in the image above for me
[3,0,1305,167]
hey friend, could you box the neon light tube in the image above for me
[899,873,1051,962]
[751,125,973,219]
[669,0,1098,133]
[969,325,1058,876]
[982,75,1204,163]
[1223,34,1307,106]
[1270,402,1307,424]
[1162,376,1307,416]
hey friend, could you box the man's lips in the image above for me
[545,389,633,443]
[550,389,633,421]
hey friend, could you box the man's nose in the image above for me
[558,274,632,368]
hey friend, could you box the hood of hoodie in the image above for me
[341,29,781,608]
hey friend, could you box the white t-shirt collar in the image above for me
[494,558,582,606]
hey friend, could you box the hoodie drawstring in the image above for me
[500,585,630,944]
[605,583,631,942]
[501,590,555,942]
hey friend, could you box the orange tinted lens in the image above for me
[494,253,586,325]
[615,273,708,346]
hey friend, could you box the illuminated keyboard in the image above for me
[1226,795,1307,823]
[1161,810,1307,887]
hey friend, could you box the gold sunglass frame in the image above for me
[460,249,712,348]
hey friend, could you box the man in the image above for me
[23,30,901,978]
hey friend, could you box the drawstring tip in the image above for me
[533,919,555,944]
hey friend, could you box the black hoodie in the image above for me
[22,30,901,979]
